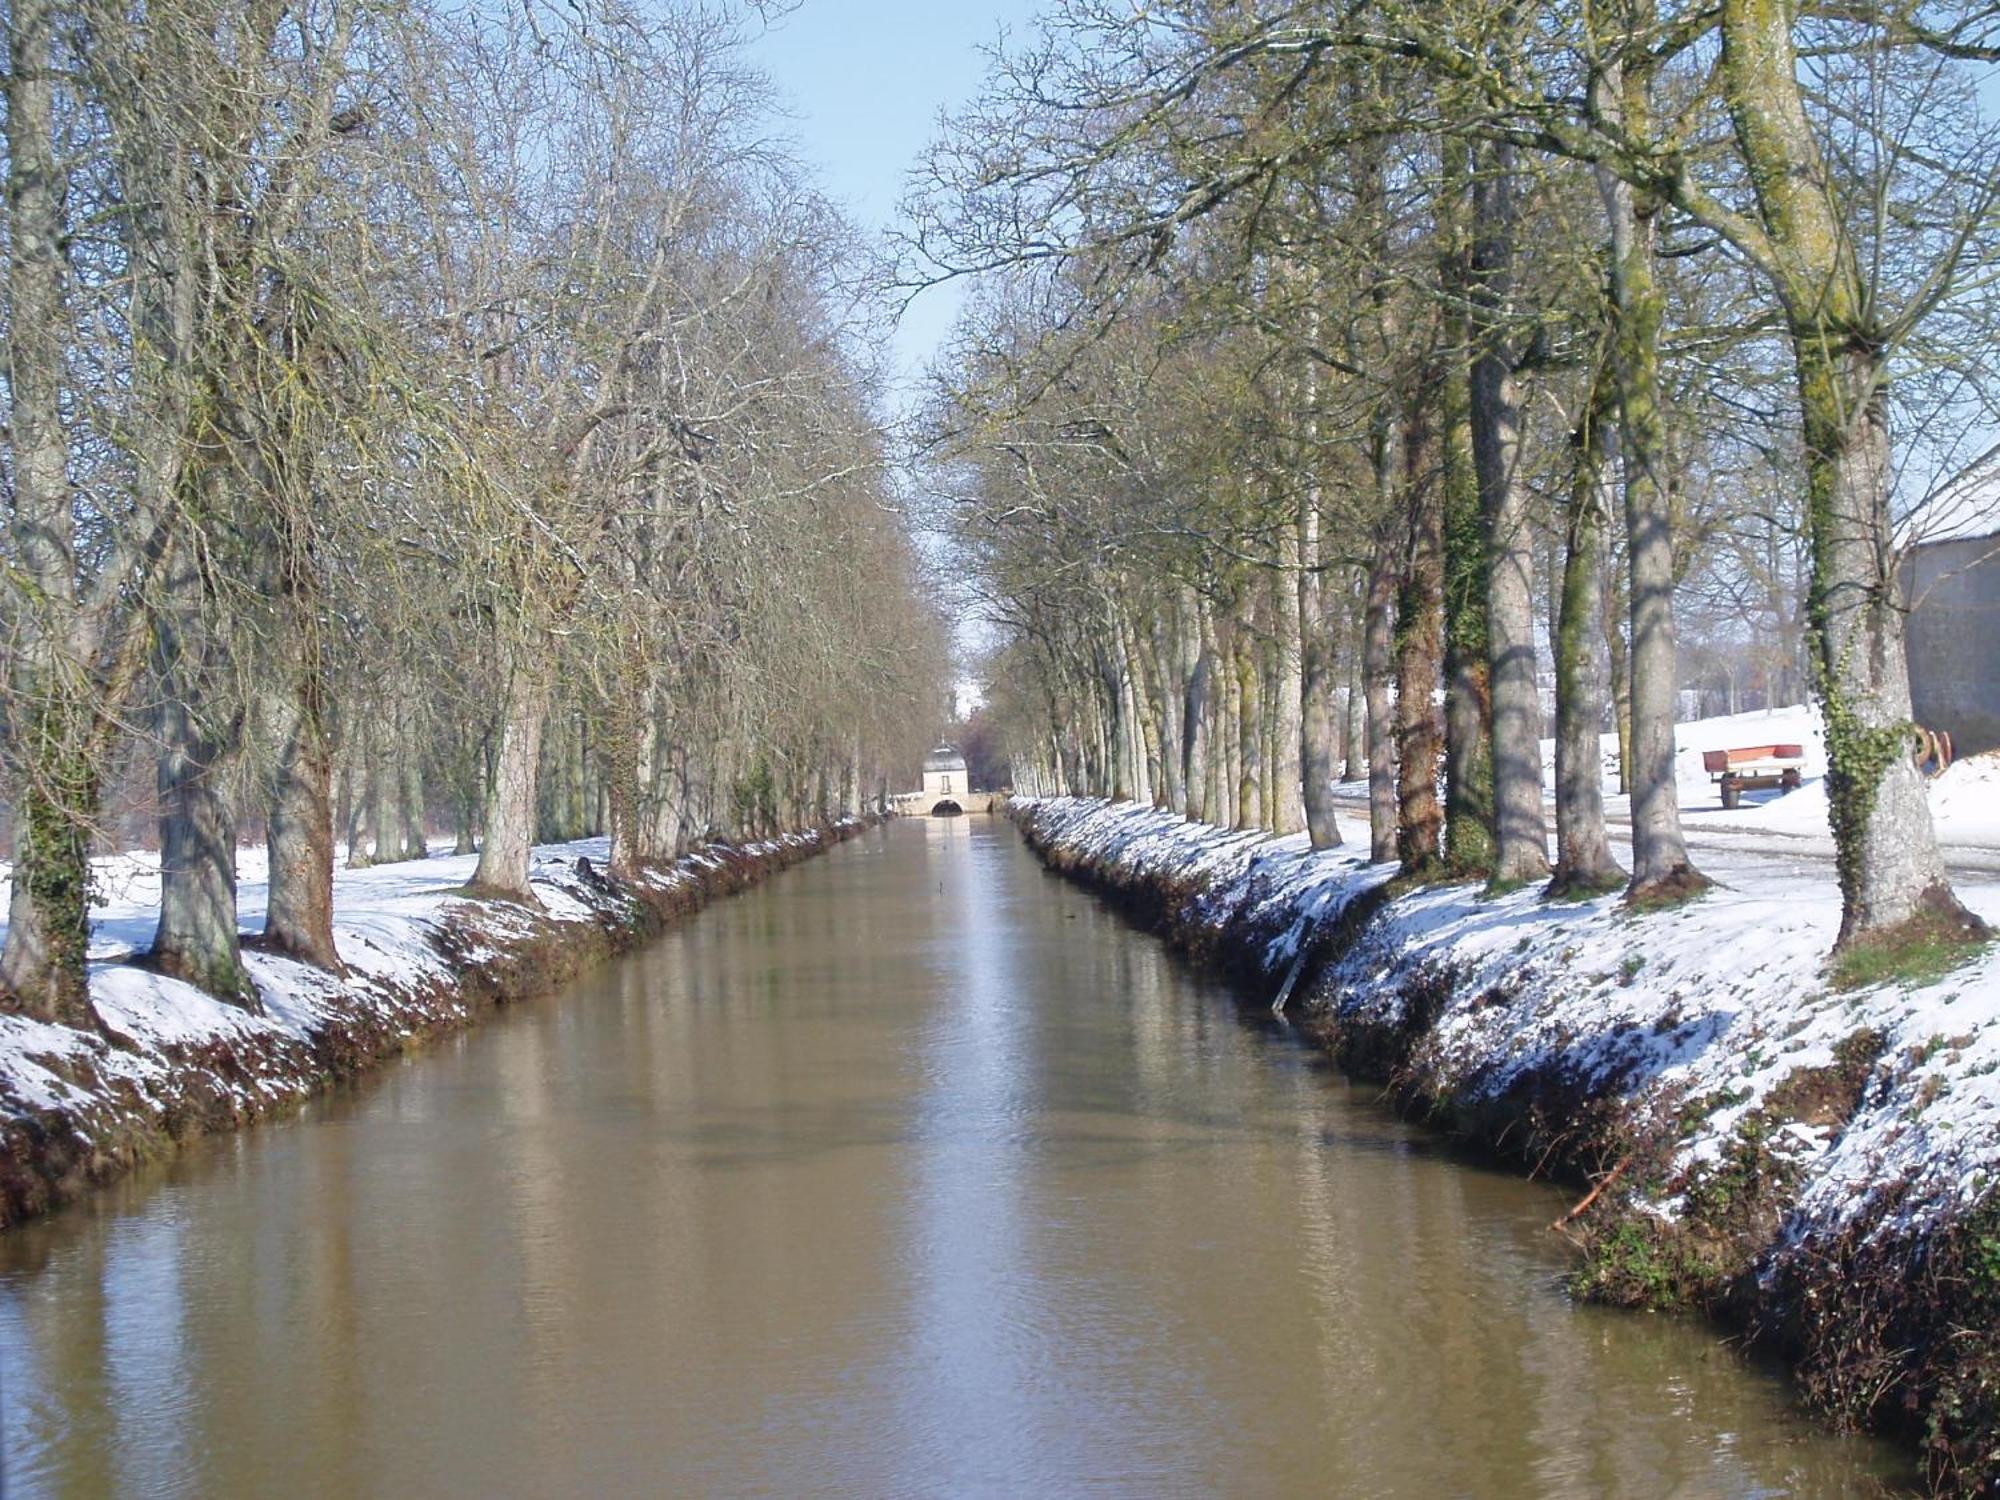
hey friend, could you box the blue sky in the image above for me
[749,0,1045,402]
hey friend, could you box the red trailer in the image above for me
[1701,744,1806,809]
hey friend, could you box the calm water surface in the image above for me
[1,819,1912,1497]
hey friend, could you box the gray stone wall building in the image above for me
[1906,529,2000,756]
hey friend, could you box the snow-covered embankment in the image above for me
[1012,794,2000,1488]
[0,823,868,1229]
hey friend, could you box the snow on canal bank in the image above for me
[1012,761,2000,1486]
[0,825,860,1227]
[1013,787,2000,1244]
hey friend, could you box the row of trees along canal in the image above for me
[912,0,2000,964]
[0,0,952,1026]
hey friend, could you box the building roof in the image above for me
[924,744,967,773]
[1900,472,2000,548]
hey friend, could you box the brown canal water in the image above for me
[1,819,1912,1497]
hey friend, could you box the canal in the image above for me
[1,819,1909,1496]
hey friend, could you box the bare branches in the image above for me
[2,0,949,1007]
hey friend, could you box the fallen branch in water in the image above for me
[1551,1155,1632,1232]
[1271,941,1314,1016]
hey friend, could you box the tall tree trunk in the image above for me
[1341,598,1366,783]
[1100,629,1130,802]
[1550,372,1626,897]
[343,755,371,867]
[1185,598,1217,823]
[1442,367,1494,875]
[1355,122,1401,864]
[1145,614,1185,813]
[1717,0,1979,948]
[1470,140,1550,884]
[397,694,426,859]
[592,738,609,836]
[1118,611,1159,807]
[1364,507,1401,865]
[1397,389,1446,875]
[607,723,647,881]
[1592,46,1705,901]
[5,0,198,1016]
[1798,348,1975,942]
[1604,564,1633,796]
[151,548,255,1009]
[1439,139,1495,876]
[1299,534,1341,850]
[1174,590,1202,816]
[262,610,340,971]
[334,761,355,860]
[1207,669,1227,825]
[1235,632,1263,830]
[365,707,398,865]
[1,0,94,1025]
[0,749,97,1026]
[653,732,687,856]
[1218,629,1239,826]
[681,737,705,842]
[1271,531,1307,836]
[1295,311,1341,847]
[1260,629,1282,830]
[608,664,661,877]
[471,654,552,901]
[1085,696,1104,796]
[566,714,589,839]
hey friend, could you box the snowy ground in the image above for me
[0,828,845,1193]
[1332,702,2000,874]
[1575,703,2000,853]
[1016,736,2000,1256]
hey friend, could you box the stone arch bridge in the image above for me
[889,744,1007,817]
[887,788,1007,818]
